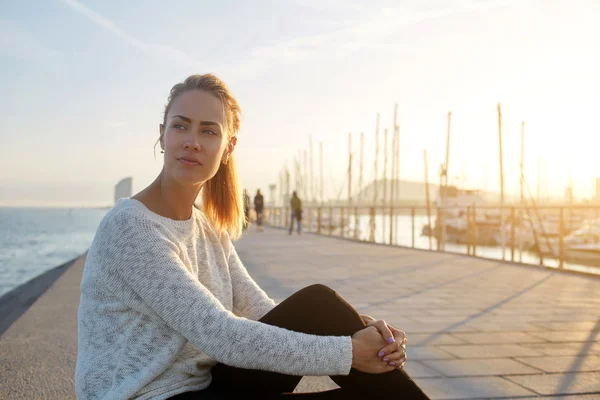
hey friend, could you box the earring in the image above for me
[161,150,164,154]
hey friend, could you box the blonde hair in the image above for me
[161,74,244,239]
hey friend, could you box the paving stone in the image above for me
[422,358,542,377]
[507,372,600,395]
[362,307,431,317]
[415,376,536,399]
[428,309,483,316]
[465,322,547,332]
[403,361,444,378]
[533,321,600,331]
[534,395,600,400]
[528,330,600,343]
[294,376,338,393]
[397,322,480,334]
[515,355,600,373]
[409,316,478,324]
[523,342,600,357]
[405,333,468,346]
[451,332,548,344]
[438,344,544,358]
[408,346,457,360]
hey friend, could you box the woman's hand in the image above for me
[360,314,407,370]
[350,326,397,374]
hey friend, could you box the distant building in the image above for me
[564,187,573,203]
[596,178,600,201]
[114,177,133,204]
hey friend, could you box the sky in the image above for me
[1,0,599,207]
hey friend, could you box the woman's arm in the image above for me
[225,236,277,320]
[104,212,352,377]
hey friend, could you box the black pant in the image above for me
[256,209,264,226]
[169,284,430,399]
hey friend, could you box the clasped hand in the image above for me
[350,314,407,374]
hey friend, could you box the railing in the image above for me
[260,205,600,275]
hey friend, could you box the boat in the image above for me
[422,186,501,245]
[532,218,600,267]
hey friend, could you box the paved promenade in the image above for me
[237,228,600,398]
[1,227,599,399]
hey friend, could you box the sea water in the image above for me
[0,207,108,297]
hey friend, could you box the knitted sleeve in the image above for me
[104,210,353,376]
[224,236,277,321]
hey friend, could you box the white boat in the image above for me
[424,186,501,245]
[534,219,600,267]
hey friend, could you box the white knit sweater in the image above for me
[75,198,353,400]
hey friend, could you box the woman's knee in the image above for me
[296,283,336,299]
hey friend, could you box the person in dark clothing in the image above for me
[254,189,265,232]
[289,191,302,235]
[243,189,250,231]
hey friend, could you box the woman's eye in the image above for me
[174,124,186,130]
[203,129,217,135]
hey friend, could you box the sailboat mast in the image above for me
[309,136,314,202]
[373,113,380,205]
[424,149,433,251]
[498,103,506,261]
[319,142,324,204]
[348,133,352,205]
[359,132,364,206]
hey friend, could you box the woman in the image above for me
[75,74,429,399]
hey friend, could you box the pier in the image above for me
[1,228,599,398]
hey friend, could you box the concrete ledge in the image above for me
[0,255,81,337]
[0,254,86,400]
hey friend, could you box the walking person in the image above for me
[243,189,250,231]
[76,73,429,399]
[254,189,265,232]
[289,191,303,235]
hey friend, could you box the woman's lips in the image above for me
[178,158,201,166]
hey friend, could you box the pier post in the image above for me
[471,204,477,256]
[354,206,359,240]
[340,207,345,238]
[411,208,415,248]
[328,207,333,235]
[466,206,471,256]
[389,206,394,245]
[285,207,289,229]
[317,207,322,234]
[369,207,376,242]
[511,207,516,262]
[436,207,442,251]
[559,207,565,269]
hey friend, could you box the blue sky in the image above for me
[1,0,599,206]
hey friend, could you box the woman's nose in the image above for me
[183,138,201,151]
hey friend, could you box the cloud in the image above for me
[58,0,521,80]
[0,19,61,62]
[58,0,203,70]
[221,0,523,79]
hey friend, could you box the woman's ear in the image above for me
[228,136,238,154]
[159,124,165,150]
[222,137,237,165]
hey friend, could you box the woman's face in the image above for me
[160,90,235,186]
